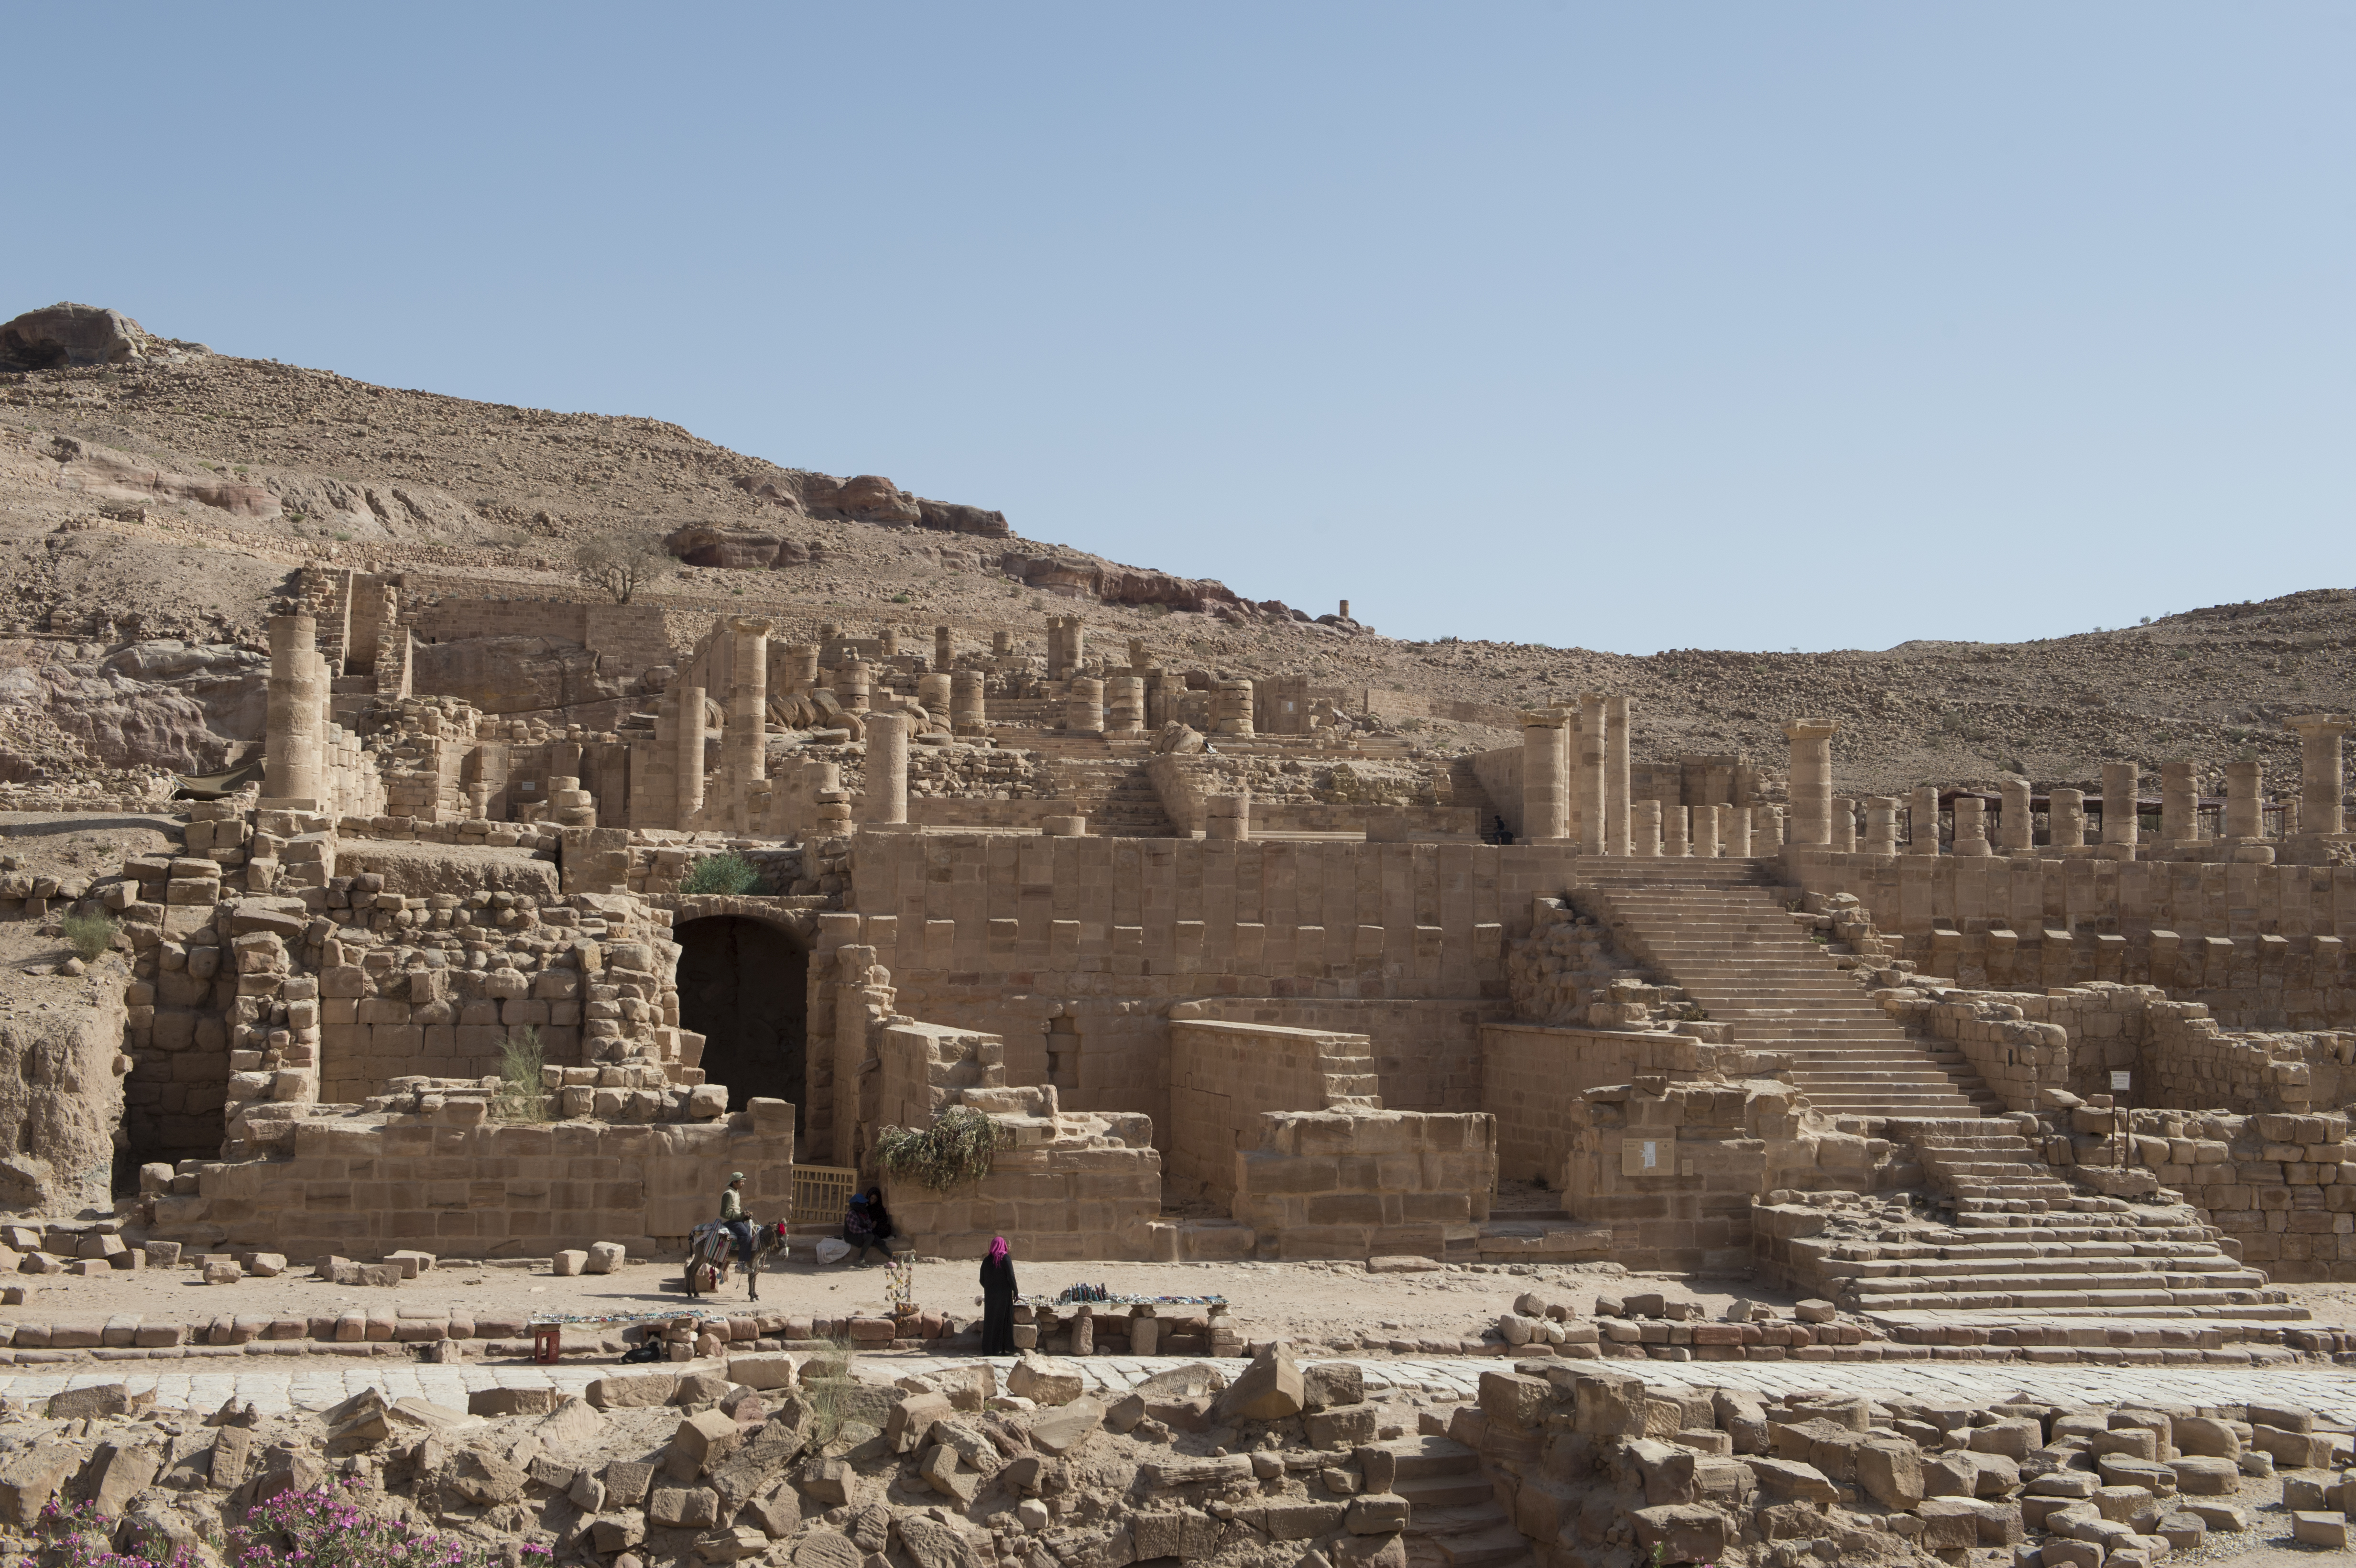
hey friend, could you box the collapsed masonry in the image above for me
[9,580,2355,1340]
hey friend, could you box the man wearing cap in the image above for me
[720,1172,754,1270]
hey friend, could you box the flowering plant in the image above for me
[22,1482,555,1568]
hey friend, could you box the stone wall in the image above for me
[2106,1106,2356,1282]
[1481,1024,1784,1182]
[1876,990,2072,1114]
[1165,1020,1375,1208]
[147,1094,795,1259]
[1229,1107,1496,1260]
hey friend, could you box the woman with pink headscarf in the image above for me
[979,1236,1018,1356]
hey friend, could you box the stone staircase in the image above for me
[1377,1435,1531,1568]
[1577,861,2002,1119]
[1779,1118,2304,1342]
[1038,757,1179,837]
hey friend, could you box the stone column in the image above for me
[725,619,770,833]
[2225,760,2264,839]
[1952,797,1992,855]
[676,684,707,825]
[1997,779,2033,854]
[2101,762,2140,850]
[2289,715,2350,836]
[1519,710,1570,842]
[1661,803,1689,857]
[2161,761,2201,845]
[1780,719,1838,847]
[1206,793,1250,841]
[951,671,987,735]
[1829,798,1856,854]
[1906,785,1940,855]
[1691,803,1721,859]
[1723,803,1751,858]
[1575,693,1607,855]
[1211,680,1255,736]
[1863,797,1899,855]
[993,629,1013,656]
[1104,675,1146,734]
[2049,788,2086,849]
[1753,806,1784,852]
[1066,617,1085,675]
[840,658,872,717]
[778,643,819,695]
[1605,696,1633,856]
[934,625,953,671]
[917,673,953,714]
[878,626,900,658]
[1631,800,1662,857]
[1068,677,1105,736]
[867,712,909,825]
[263,613,327,807]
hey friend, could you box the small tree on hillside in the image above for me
[576,535,679,604]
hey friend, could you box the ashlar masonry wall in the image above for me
[1165,1020,1376,1209]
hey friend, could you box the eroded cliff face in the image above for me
[0,957,129,1214]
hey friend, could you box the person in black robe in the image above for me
[979,1234,1018,1356]
[865,1187,896,1255]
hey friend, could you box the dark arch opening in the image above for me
[674,916,808,1136]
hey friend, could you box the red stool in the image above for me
[530,1323,563,1364]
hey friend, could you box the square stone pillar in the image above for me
[2160,761,2202,844]
[1863,797,1899,855]
[1692,803,1721,859]
[1575,693,1607,855]
[1722,803,1750,858]
[1952,797,1992,855]
[2048,788,2086,849]
[1605,697,1633,856]
[1630,799,1662,857]
[1829,798,1856,854]
[1780,719,1838,847]
[866,712,909,825]
[1519,710,1571,842]
[1661,803,1689,857]
[2100,762,2140,851]
[1906,785,1940,855]
[2225,759,2264,840]
[2288,715,2350,836]
[1997,779,2033,854]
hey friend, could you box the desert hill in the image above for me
[0,303,2350,801]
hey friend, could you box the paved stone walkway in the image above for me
[3,1356,2351,1425]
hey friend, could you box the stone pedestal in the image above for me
[2289,714,2350,836]
[867,713,909,825]
[1906,785,1939,855]
[2101,762,2140,852]
[1519,710,1570,842]
[1206,793,1250,841]
[1780,719,1838,847]
[1997,779,2032,854]
[1631,800,1662,857]
[1952,796,1991,855]
[1605,697,1633,856]
[1067,678,1105,736]
[1576,693,1607,855]
[951,672,987,735]
[1863,797,1898,855]
[1829,797,1856,854]
[2049,788,2086,849]
[1104,676,1146,734]
[2225,759,2264,840]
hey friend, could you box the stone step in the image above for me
[1370,1435,1479,1480]
[1397,1474,1500,1511]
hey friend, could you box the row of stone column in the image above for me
[1519,694,1635,852]
[1062,676,1149,736]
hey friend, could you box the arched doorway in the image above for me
[674,916,808,1135]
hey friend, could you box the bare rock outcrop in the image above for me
[0,305,145,372]
[0,960,128,1214]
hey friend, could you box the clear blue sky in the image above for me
[5,5,2348,653]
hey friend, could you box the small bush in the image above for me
[798,1337,862,1448]
[679,852,761,896]
[59,912,118,961]
[874,1104,1001,1191]
[495,1027,548,1123]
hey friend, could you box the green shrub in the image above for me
[874,1105,1001,1191]
[679,852,761,895]
[59,913,117,961]
[494,1028,548,1123]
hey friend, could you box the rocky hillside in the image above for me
[0,303,2350,799]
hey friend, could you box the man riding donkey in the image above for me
[686,1172,785,1299]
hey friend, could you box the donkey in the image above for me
[685,1218,789,1301]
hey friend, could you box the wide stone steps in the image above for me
[1374,1437,1528,1568]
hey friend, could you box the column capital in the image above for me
[728,616,774,635]
[1781,718,1838,741]
[2287,713,2352,740]
[1519,709,1571,730]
